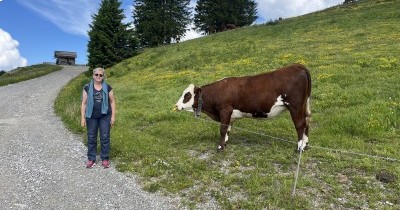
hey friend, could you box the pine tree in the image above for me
[133,0,191,48]
[194,0,257,34]
[87,0,139,69]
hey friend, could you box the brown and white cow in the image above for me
[175,64,312,151]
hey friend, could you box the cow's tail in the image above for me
[304,66,312,125]
[297,64,311,125]
[306,97,311,125]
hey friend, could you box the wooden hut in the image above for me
[54,51,77,65]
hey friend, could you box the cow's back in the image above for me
[201,64,310,113]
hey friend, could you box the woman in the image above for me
[81,67,116,169]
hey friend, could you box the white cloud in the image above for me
[16,0,100,36]
[181,24,204,42]
[0,29,27,72]
[256,0,343,22]
[181,1,204,41]
[124,5,135,30]
[181,29,203,42]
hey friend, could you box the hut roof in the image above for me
[54,51,77,58]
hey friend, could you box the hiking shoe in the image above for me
[86,160,95,168]
[102,160,110,169]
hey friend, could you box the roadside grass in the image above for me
[55,0,400,209]
[0,64,62,87]
[54,73,89,135]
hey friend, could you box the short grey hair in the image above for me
[92,67,106,79]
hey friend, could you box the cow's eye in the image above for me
[183,92,192,103]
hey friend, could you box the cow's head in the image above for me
[175,84,202,114]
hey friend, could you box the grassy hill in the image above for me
[0,64,62,87]
[55,0,400,209]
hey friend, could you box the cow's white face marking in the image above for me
[298,133,308,151]
[175,84,195,112]
[267,95,288,118]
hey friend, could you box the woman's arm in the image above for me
[81,89,88,127]
[109,90,116,126]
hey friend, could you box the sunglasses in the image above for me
[94,74,103,77]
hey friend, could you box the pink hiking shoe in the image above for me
[102,160,110,169]
[86,160,95,168]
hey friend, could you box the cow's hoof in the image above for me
[297,140,309,152]
[294,144,310,153]
[217,145,225,151]
[294,148,300,153]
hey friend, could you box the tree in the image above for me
[133,0,191,48]
[87,0,139,70]
[194,0,257,34]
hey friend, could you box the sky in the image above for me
[0,0,343,72]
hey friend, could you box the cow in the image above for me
[207,25,216,34]
[224,24,237,31]
[174,64,312,151]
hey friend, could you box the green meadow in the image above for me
[55,0,400,209]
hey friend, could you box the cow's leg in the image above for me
[218,109,233,150]
[289,107,309,151]
[225,124,232,142]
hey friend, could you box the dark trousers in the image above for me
[86,114,111,161]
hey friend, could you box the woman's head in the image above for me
[92,67,105,82]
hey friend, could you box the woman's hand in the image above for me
[81,89,88,128]
[111,115,115,127]
[109,90,116,128]
[81,117,86,127]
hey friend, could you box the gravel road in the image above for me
[0,66,179,209]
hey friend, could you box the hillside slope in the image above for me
[57,0,400,209]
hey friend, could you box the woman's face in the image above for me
[93,70,104,82]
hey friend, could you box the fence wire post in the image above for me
[292,149,303,197]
